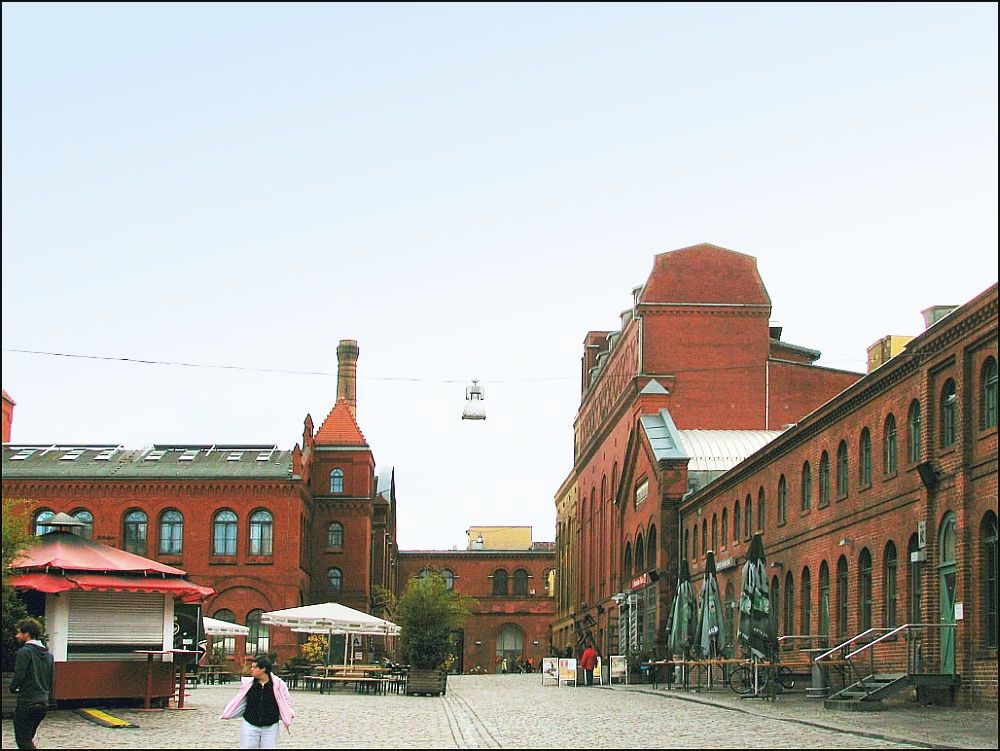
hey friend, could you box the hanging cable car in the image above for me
[462,379,486,420]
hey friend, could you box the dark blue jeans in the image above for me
[13,703,47,750]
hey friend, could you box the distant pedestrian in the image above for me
[580,646,599,687]
[9,618,54,751]
[221,656,294,749]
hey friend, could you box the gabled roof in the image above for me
[638,409,783,470]
[314,401,368,446]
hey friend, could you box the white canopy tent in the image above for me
[261,602,400,665]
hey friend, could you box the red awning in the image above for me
[13,532,187,575]
[10,572,214,604]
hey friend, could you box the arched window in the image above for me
[512,569,529,596]
[492,569,509,596]
[757,488,766,531]
[836,441,849,499]
[442,569,455,591]
[725,582,737,649]
[819,561,830,642]
[908,400,922,464]
[249,510,273,556]
[837,556,849,637]
[733,502,741,542]
[496,624,524,666]
[328,522,344,549]
[883,414,897,476]
[123,509,147,555]
[801,462,812,511]
[647,525,657,571]
[721,509,728,549]
[691,523,697,559]
[247,609,269,655]
[982,357,998,430]
[907,533,922,624]
[635,533,646,572]
[859,548,873,631]
[711,515,718,552]
[778,475,787,524]
[159,509,183,555]
[71,508,93,539]
[328,567,343,594]
[784,571,794,636]
[623,542,633,578]
[611,462,619,499]
[701,520,707,555]
[212,510,238,556]
[982,512,998,648]
[213,609,237,655]
[32,509,55,536]
[770,575,780,636]
[819,451,831,506]
[801,567,812,636]
[859,428,872,488]
[940,379,958,448]
[744,496,752,539]
[883,541,898,628]
[330,468,344,494]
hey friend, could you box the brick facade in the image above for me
[397,550,555,673]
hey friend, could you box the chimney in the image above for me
[337,339,360,417]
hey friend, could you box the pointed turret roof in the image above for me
[314,400,368,446]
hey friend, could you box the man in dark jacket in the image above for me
[9,618,54,750]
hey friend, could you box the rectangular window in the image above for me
[634,479,648,507]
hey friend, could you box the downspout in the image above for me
[765,360,770,430]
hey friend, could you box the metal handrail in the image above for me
[845,623,957,672]
[813,628,885,663]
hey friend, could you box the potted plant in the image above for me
[395,572,473,696]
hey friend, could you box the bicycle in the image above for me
[727,663,795,696]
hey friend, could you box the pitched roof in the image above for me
[314,400,368,446]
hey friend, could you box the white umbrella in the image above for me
[203,616,250,637]
[262,602,400,665]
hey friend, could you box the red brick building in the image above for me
[398,533,555,674]
[555,243,997,706]
[555,243,863,656]
[2,340,399,668]
[679,283,998,705]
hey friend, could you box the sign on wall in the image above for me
[610,655,628,684]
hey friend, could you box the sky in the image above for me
[2,3,997,550]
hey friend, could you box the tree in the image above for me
[2,499,38,670]
[396,572,474,670]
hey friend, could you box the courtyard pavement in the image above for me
[1,674,996,749]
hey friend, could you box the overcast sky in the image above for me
[3,3,997,550]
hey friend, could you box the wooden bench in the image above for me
[307,675,385,695]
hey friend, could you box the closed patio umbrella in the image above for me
[666,559,697,684]
[737,534,777,695]
[696,550,728,659]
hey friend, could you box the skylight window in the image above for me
[11,449,35,461]
[60,449,85,461]
[94,449,115,461]
[145,450,167,462]
[226,451,244,462]
[179,450,198,462]
[256,450,273,462]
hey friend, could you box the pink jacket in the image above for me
[220,675,294,731]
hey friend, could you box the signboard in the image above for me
[630,573,651,590]
[541,657,558,686]
[593,656,604,685]
[558,658,577,686]
[610,655,628,684]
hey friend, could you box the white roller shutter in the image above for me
[67,591,164,660]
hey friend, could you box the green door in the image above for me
[939,514,957,674]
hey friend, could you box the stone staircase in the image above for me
[824,672,960,711]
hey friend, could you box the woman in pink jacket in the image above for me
[220,656,294,749]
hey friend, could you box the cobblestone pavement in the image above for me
[2,675,996,749]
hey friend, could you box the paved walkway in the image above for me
[1,675,996,749]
